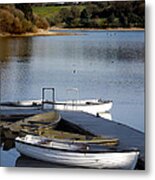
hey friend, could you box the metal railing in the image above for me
[41,88,55,109]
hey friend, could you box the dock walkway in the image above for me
[60,111,145,168]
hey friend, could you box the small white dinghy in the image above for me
[52,99,113,116]
[15,135,139,169]
[48,88,113,115]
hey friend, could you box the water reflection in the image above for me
[0,37,33,62]
[98,112,112,120]
[0,37,35,101]
[15,156,71,168]
[82,39,144,62]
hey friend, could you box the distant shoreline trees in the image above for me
[49,1,144,28]
[0,1,144,34]
[0,4,49,34]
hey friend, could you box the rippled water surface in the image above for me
[0,30,144,131]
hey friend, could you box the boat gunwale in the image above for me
[15,139,139,154]
[45,100,113,106]
[0,99,112,107]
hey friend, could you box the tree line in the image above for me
[49,1,144,28]
[0,4,49,34]
[0,1,144,34]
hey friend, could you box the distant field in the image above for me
[33,5,84,18]
[33,6,69,18]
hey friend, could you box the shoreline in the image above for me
[50,27,144,31]
[0,27,144,37]
[0,28,78,38]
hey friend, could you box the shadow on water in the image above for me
[2,139,15,151]
[15,156,72,168]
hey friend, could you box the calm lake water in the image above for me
[0,30,144,167]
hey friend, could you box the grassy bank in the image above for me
[33,5,84,19]
[33,5,68,18]
[33,4,85,16]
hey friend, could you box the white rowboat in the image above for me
[52,99,113,116]
[15,135,139,169]
[0,99,113,116]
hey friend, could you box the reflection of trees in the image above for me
[0,37,34,101]
[0,38,11,62]
[82,40,144,63]
[0,37,32,62]
[12,38,33,62]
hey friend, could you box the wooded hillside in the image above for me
[0,1,145,34]
[33,1,145,29]
[0,4,49,34]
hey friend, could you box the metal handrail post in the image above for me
[41,88,45,109]
[52,87,55,103]
[41,87,56,110]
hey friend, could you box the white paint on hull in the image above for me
[15,139,139,169]
[54,99,113,116]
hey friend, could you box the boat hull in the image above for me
[54,100,113,116]
[15,140,139,169]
